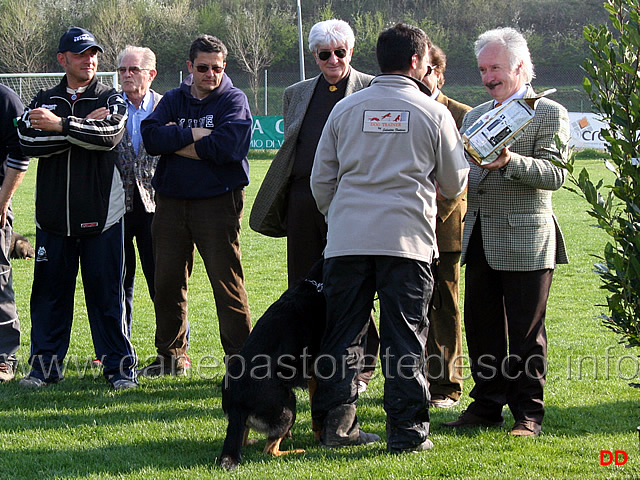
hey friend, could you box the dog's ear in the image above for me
[10,233,35,259]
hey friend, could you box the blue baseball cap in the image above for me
[58,27,104,54]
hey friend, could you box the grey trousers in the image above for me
[0,207,19,362]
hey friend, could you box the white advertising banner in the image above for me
[569,112,608,150]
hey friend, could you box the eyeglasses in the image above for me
[424,65,433,76]
[195,64,225,73]
[117,66,149,75]
[317,49,347,61]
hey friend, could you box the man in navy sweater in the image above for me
[140,35,252,376]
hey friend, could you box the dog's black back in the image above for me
[220,260,326,468]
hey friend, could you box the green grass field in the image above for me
[1,153,639,479]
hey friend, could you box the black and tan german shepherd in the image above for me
[220,260,326,470]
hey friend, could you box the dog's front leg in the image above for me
[264,436,305,457]
[308,376,322,442]
[220,410,248,471]
[243,427,258,446]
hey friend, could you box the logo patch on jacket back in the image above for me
[363,110,409,133]
[81,222,99,229]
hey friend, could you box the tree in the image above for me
[560,0,640,349]
[140,0,199,88]
[351,11,387,74]
[0,0,50,72]
[225,2,291,114]
[86,0,144,70]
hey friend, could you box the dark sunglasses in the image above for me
[118,66,149,74]
[317,49,347,61]
[195,64,225,73]
[424,65,433,76]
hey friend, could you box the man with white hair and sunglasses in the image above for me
[250,19,379,393]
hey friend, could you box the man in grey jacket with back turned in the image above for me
[310,23,469,453]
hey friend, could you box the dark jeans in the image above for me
[286,181,379,375]
[152,191,251,357]
[312,255,433,450]
[123,189,155,335]
[29,220,137,382]
[464,223,552,425]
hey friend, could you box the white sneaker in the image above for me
[430,394,460,408]
[0,362,15,382]
[19,375,48,388]
[357,380,368,394]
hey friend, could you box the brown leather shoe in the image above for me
[441,410,504,428]
[510,420,541,437]
[137,355,190,377]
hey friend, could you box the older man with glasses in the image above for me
[113,46,164,341]
[139,35,253,377]
[250,19,380,394]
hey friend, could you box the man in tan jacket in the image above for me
[422,44,471,409]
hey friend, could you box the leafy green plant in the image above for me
[560,0,640,348]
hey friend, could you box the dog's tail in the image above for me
[220,408,248,471]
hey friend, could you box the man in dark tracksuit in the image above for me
[16,27,137,390]
[0,85,30,383]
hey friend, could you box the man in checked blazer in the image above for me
[421,44,471,410]
[442,27,569,437]
[249,19,379,391]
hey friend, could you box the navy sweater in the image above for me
[141,74,252,199]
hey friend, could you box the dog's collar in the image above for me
[305,279,323,292]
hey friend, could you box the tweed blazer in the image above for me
[249,68,374,237]
[116,89,162,213]
[435,92,472,252]
[460,85,570,271]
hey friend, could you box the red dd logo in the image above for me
[600,450,627,465]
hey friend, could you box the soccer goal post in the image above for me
[0,72,118,106]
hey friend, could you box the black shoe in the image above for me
[19,373,62,388]
[322,429,381,448]
[441,410,504,428]
[388,438,434,453]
